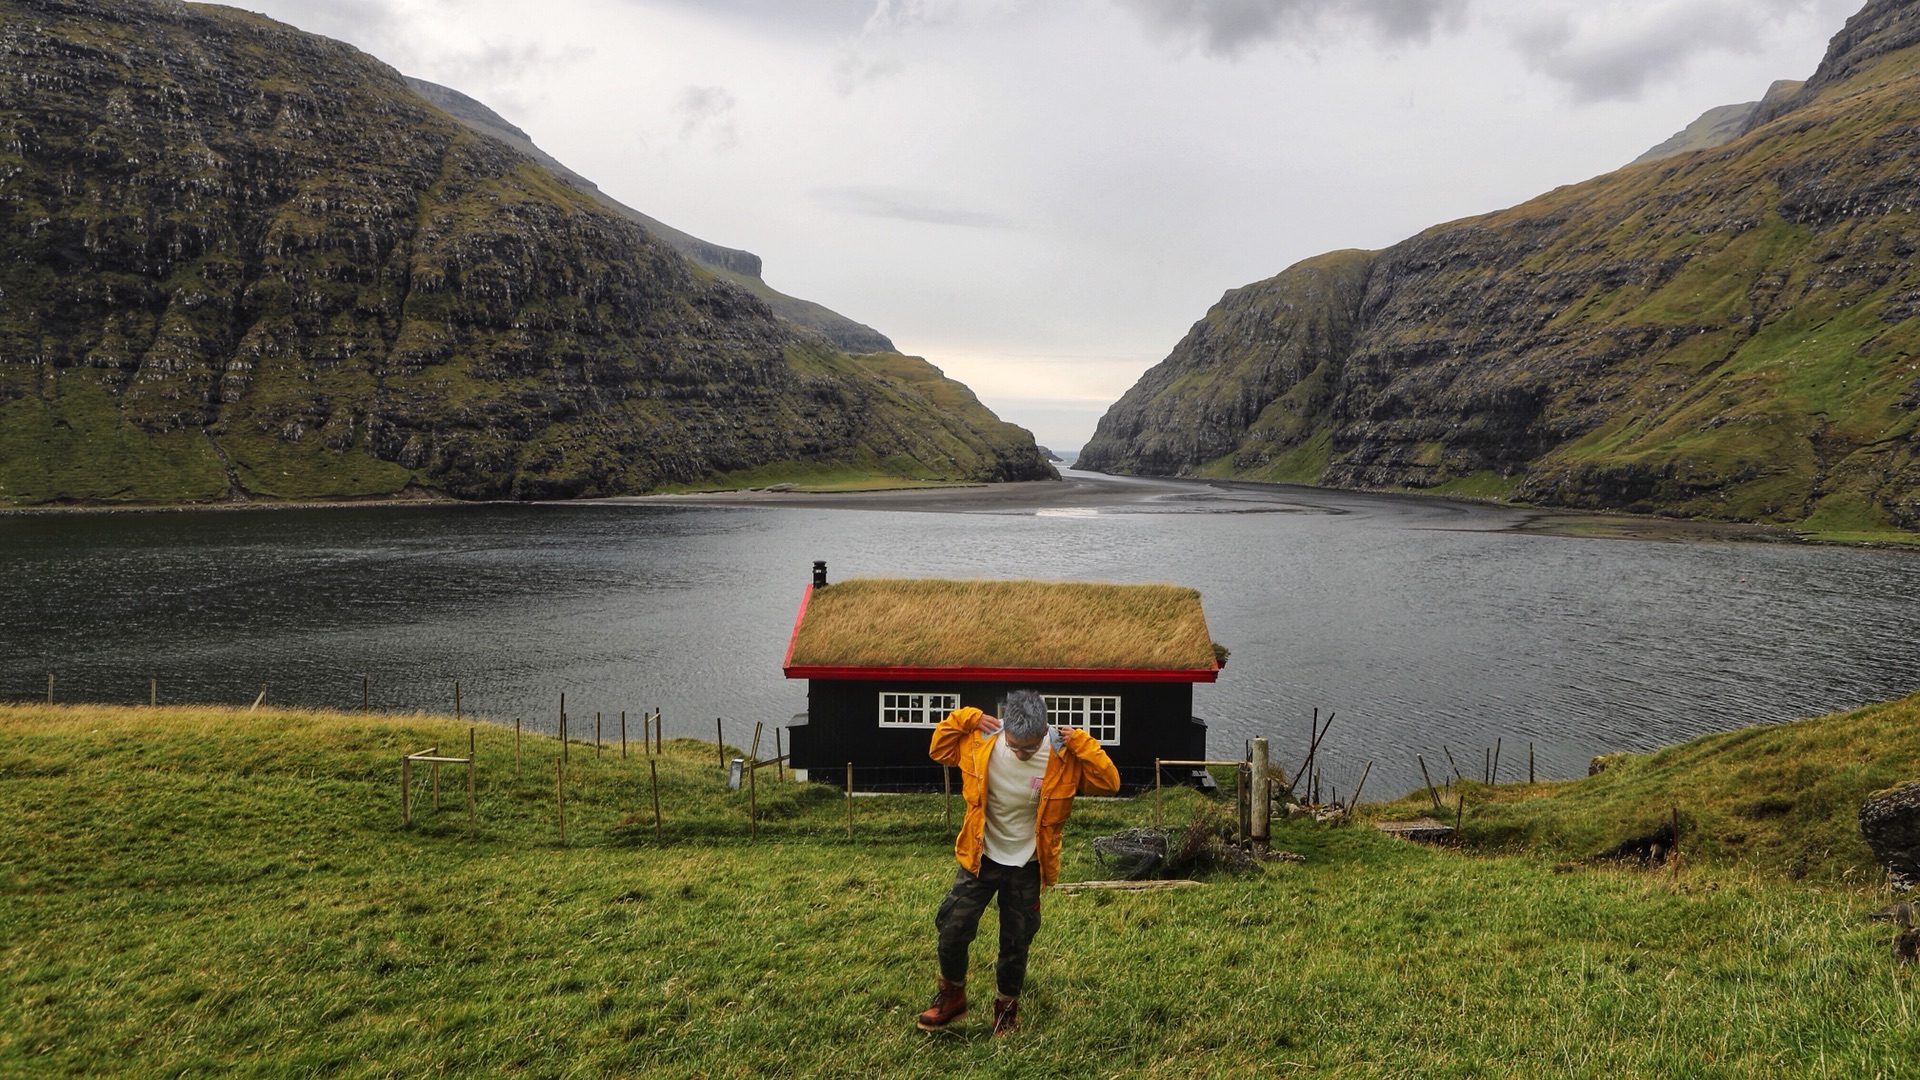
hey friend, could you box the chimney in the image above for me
[812,560,828,587]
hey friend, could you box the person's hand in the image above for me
[977,714,1002,736]
[1050,726,1069,753]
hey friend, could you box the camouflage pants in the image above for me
[935,858,1042,998]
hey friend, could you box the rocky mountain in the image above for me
[0,0,1049,505]
[1631,81,1804,166]
[1080,0,1920,537]
[403,78,896,355]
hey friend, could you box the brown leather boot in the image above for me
[991,994,1019,1035]
[916,978,968,1031]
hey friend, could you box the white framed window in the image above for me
[1043,695,1121,746]
[878,691,962,728]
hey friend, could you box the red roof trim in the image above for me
[782,663,1219,684]
[781,582,814,672]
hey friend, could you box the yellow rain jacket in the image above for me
[929,706,1121,887]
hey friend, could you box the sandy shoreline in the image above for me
[0,471,1898,547]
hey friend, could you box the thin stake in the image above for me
[515,718,522,776]
[845,761,854,840]
[1296,709,1336,790]
[650,758,662,836]
[1529,743,1535,785]
[556,759,566,846]
[1455,790,1465,841]
[1350,760,1373,813]
[362,675,369,711]
[1443,745,1464,785]
[1483,746,1491,785]
[621,711,628,759]
[1418,755,1443,812]
[776,729,785,783]
[455,681,462,721]
[467,751,476,836]
[1492,738,1502,785]
[717,718,725,773]
[749,753,758,839]
[655,707,663,755]
[250,686,267,713]
[1671,805,1681,885]
[749,721,763,766]
[560,694,568,764]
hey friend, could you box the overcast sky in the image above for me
[240,0,1861,451]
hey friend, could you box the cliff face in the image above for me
[404,78,897,355]
[1081,0,1920,535]
[0,0,1046,505]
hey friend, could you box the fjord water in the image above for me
[5,473,1917,799]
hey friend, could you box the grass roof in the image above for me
[787,578,1217,671]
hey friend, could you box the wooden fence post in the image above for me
[561,693,567,764]
[650,758,662,836]
[455,681,462,721]
[655,708,662,755]
[621,711,627,759]
[1418,755,1443,812]
[776,729,785,782]
[362,675,369,711]
[515,718,522,776]
[1250,738,1271,848]
[749,754,758,839]
[1671,805,1681,885]
[597,712,603,759]
[557,759,566,846]
[717,718,725,773]
[1529,743,1535,784]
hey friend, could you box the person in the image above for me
[916,689,1120,1035]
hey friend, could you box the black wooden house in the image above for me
[782,564,1221,792]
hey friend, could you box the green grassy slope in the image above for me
[4,699,1918,1075]
[1401,692,1920,883]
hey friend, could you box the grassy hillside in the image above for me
[0,0,1049,507]
[4,699,1918,1075]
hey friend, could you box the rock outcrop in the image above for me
[1861,781,1920,886]
[0,0,1048,504]
[1081,0,1920,535]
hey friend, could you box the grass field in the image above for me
[4,699,1918,1077]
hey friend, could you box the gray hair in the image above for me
[1001,690,1049,741]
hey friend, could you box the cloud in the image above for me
[831,47,906,93]
[815,186,1014,228]
[1116,0,1470,58]
[674,85,740,148]
[1511,0,1813,103]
